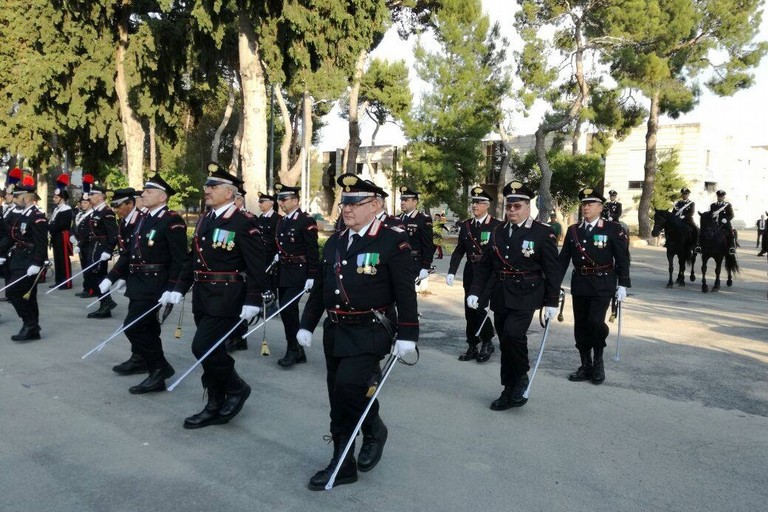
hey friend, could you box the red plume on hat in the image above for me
[55,173,69,187]
[7,167,22,185]
[22,175,35,187]
[82,173,94,193]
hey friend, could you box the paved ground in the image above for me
[1,231,767,512]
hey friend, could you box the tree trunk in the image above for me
[115,7,145,189]
[238,11,268,211]
[535,127,555,222]
[345,50,367,174]
[229,110,244,176]
[149,120,156,171]
[495,123,515,219]
[638,89,660,239]
[275,85,297,185]
[572,119,583,155]
[212,82,236,162]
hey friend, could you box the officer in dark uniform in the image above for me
[225,186,253,352]
[73,192,93,297]
[672,187,698,246]
[257,191,281,300]
[84,182,119,317]
[0,176,48,341]
[100,173,189,393]
[447,186,502,363]
[369,181,404,229]
[174,162,267,429]
[48,174,74,289]
[296,173,418,490]
[1,168,23,303]
[601,190,622,222]
[399,186,434,282]
[106,188,147,375]
[708,190,736,254]
[273,182,319,367]
[467,181,562,410]
[558,187,631,385]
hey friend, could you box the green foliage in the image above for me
[650,149,686,211]
[403,0,509,213]
[360,59,412,127]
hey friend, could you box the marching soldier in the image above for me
[399,186,434,282]
[174,163,267,428]
[601,190,623,222]
[258,191,280,298]
[85,182,119,318]
[446,186,502,363]
[708,190,736,255]
[73,192,94,297]
[235,188,248,212]
[273,183,319,367]
[558,187,631,385]
[107,188,148,375]
[466,182,561,410]
[672,187,698,245]
[48,175,74,289]
[296,173,418,490]
[225,186,254,352]
[0,176,48,341]
[369,181,405,229]
[100,173,189,393]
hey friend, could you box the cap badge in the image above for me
[342,175,357,192]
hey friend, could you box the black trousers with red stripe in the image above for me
[51,231,72,288]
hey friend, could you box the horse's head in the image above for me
[651,208,666,237]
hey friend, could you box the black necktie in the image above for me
[509,224,518,237]
[347,233,360,254]
[586,224,593,233]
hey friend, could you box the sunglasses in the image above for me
[505,203,526,211]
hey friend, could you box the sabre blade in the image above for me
[46,259,102,294]
[523,319,552,399]
[614,302,623,362]
[81,303,162,359]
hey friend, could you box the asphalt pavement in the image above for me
[1,231,766,512]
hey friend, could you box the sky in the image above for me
[317,0,768,151]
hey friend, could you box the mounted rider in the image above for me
[704,190,736,255]
[672,187,698,246]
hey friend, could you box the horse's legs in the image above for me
[701,256,709,293]
[676,253,686,286]
[667,252,674,288]
[690,252,697,282]
[712,256,722,292]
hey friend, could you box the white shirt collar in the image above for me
[285,207,300,219]
[473,213,489,224]
[93,202,106,211]
[583,218,599,229]
[349,218,376,239]
[148,204,167,217]
[22,204,36,215]
[261,209,274,218]
[213,202,235,217]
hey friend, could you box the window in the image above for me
[628,181,643,189]
[705,181,716,192]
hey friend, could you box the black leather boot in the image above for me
[308,436,358,491]
[490,375,529,410]
[225,336,248,352]
[591,348,605,384]
[357,415,388,472]
[129,364,175,394]
[476,339,495,363]
[218,372,251,421]
[568,350,593,381]
[457,343,479,361]
[184,386,227,429]
[112,354,148,375]
[11,324,41,342]
[87,297,117,319]
[278,344,307,367]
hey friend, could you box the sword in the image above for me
[86,282,125,309]
[81,302,162,359]
[46,258,102,294]
[0,273,31,294]
[614,301,623,362]
[475,308,492,338]
[22,262,52,300]
[523,317,553,399]
[168,288,308,391]
[414,265,436,285]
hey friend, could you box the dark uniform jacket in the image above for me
[258,209,281,264]
[74,209,93,254]
[0,205,48,280]
[176,203,267,317]
[601,201,622,222]
[49,204,74,249]
[300,218,419,357]
[117,207,144,256]
[709,201,734,225]
[275,208,319,288]
[558,218,631,297]
[448,215,503,291]
[672,199,696,220]
[471,217,561,312]
[1,205,22,256]
[87,203,119,260]
[399,210,435,271]
[108,206,189,301]
[376,211,405,229]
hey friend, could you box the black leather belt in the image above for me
[280,255,307,264]
[327,307,391,324]
[130,264,167,274]
[576,264,614,276]
[497,270,540,280]
[469,254,483,262]
[194,271,246,283]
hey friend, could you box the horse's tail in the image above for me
[726,253,740,274]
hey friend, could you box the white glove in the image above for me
[114,279,126,293]
[27,265,41,276]
[239,305,261,321]
[158,291,182,306]
[297,328,313,348]
[0,258,6,265]
[721,218,727,224]
[273,254,280,263]
[615,286,627,302]
[69,235,77,245]
[467,295,479,309]
[99,278,112,294]
[99,252,112,262]
[418,268,429,281]
[543,306,559,321]
[73,246,80,254]
[393,339,416,358]
[304,279,315,291]
[445,274,455,286]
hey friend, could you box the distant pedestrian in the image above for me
[549,212,563,245]
[756,214,766,254]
